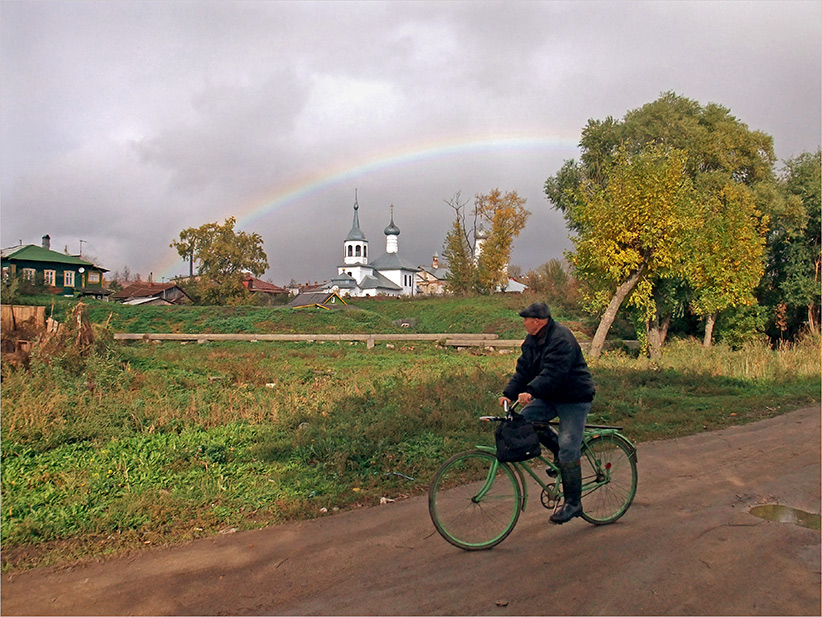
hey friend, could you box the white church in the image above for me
[325,197,420,297]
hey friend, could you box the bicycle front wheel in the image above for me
[580,434,637,525]
[428,450,522,550]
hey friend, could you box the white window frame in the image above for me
[44,270,56,285]
[88,271,100,284]
[63,270,75,287]
[22,268,36,281]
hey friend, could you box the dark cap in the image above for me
[518,302,551,320]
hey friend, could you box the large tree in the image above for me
[171,217,268,305]
[475,189,530,292]
[760,149,822,337]
[546,92,778,355]
[687,179,767,346]
[568,145,696,359]
[441,189,529,294]
[441,192,476,294]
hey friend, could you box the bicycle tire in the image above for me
[428,450,522,550]
[579,434,637,525]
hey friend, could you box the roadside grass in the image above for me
[1,324,819,571]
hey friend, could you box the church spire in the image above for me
[343,190,368,266]
[346,190,366,241]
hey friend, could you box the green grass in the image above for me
[1,296,819,571]
[17,293,584,340]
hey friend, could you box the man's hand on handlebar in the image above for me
[517,392,533,406]
[499,393,533,410]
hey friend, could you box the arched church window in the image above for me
[364,246,367,257]
[355,246,362,256]
[347,246,353,257]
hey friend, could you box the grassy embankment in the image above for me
[1,294,819,570]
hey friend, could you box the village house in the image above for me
[1,235,109,298]
[241,274,288,298]
[416,252,449,295]
[112,281,192,305]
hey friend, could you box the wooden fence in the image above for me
[113,332,524,349]
[1,305,46,333]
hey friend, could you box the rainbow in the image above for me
[157,132,580,280]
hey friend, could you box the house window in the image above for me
[64,270,75,287]
[88,272,100,284]
[44,270,56,285]
[22,268,35,281]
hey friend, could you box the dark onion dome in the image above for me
[384,206,400,236]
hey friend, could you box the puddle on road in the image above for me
[749,504,821,531]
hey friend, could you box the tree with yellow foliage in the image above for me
[441,189,529,294]
[172,217,268,305]
[686,178,767,346]
[547,92,778,353]
[475,189,530,293]
[569,145,696,359]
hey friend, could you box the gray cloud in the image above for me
[2,1,819,285]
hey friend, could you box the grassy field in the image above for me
[17,293,590,340]
[1,295,819,571]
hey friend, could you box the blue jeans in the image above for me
[520,399,591,464]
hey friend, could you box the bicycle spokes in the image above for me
[579,435,637,525]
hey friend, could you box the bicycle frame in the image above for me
[473,426,636,513]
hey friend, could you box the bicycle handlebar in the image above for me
[480,400,623,431]
[479,399,520,422]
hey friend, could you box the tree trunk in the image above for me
[647,311,672,361]
[703,311,718,347]
[589,263,648,359]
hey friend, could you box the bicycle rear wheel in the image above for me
[428,450,522,550]
[579,434,637,525]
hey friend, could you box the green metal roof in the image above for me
[1,244,107,270]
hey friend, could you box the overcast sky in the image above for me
[2,1,820,285]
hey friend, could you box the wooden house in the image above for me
[242,275,288,297]
[1,235,108,297]
[112,282,192,305]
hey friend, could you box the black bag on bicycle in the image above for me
[495,413,541,463]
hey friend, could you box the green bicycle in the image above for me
[428,405,638,550]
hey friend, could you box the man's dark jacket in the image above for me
[503,319,595,404]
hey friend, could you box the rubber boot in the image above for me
[536,427,560,477]
[550,460,583,524]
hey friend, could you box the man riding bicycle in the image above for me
[499,302,596,524]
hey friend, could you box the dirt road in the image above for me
[3,405,820,616]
